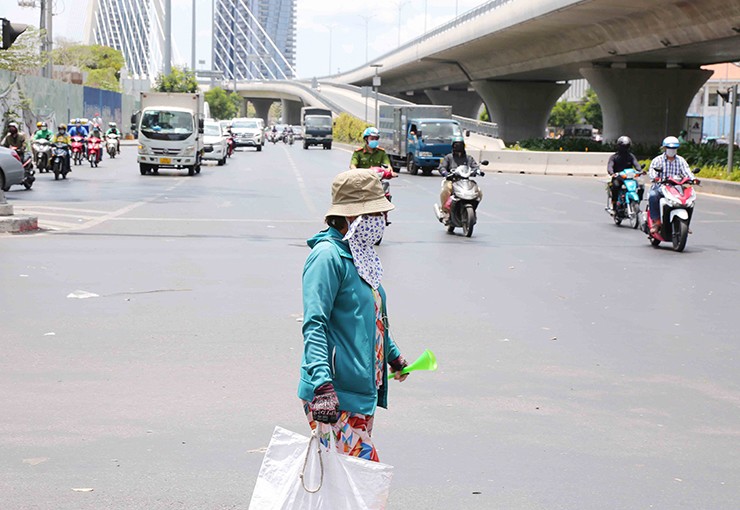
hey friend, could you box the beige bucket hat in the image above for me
[325,169,395,218]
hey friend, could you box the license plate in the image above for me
[160,157,172,164]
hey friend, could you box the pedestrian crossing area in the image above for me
[12,205,113,232]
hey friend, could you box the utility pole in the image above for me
[359,15,373,62]
[34,0,53,78]
[163,0,172,76]
[191,0,196,71]
[728,84,738,175]
[371,64,383,127]
[394,1,409,47]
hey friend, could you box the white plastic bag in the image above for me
[249,426,393,510]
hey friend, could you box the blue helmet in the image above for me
[362,127,379,139]
[662,136,680,148]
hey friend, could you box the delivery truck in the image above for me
[378,105,463,175]
[135,91,207,176]
[301,107,333,150]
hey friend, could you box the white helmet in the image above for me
[662,136,680,148]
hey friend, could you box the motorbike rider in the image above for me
[105,121,121,153]
[350,127,394,170]
[607,135,643,214]
[88,126,104,162]
[436,136,483,221]
[52,124,72,174]
[31,121,53,166]
[647,136,698,234]
[1,122,28,157]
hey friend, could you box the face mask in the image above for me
[368,140,379,149]
[343,215,386,289]
[665,148,677,157]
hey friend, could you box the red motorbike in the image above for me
[644,172,700,252]
[226,134,235,157]
[87,136,102,167]
[370,165,397,244]
[70,135,85,165]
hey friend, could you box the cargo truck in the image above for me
[378,104,463,175]
[135,91,207,176]
[301,107,333,150]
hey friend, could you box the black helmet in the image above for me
[616,135,631,151]
[451,136,465,153]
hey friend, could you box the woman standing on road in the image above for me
[298,169,408,462]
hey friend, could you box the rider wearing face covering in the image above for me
[350,127,391,169]
[299,169,408,463]
[437,136,481,218]
[607,135,643,213]
[647,136,698,233]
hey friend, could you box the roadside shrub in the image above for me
[333,113,370,145]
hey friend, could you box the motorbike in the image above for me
[70,135,85,165]
[369,165,396,245]
[643,170,701,252]
[87,136,102,167]
[32,138,52,173]
[51,142,70,180]
[433,161,488,237]
[225,134,235,157]
[11,147,35,190]
[269,132,278,144]
[105,133,119,158]
[607,168,644,229]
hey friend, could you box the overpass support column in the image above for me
[471,80,569,143]
[248,98,273,126]
[424,89,482,119]
[580,67,712,144]
[281,99,302,125]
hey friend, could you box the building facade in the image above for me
[213,0,296,81]
[84,0,164,81]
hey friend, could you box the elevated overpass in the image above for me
[331,0,740,143]
[233,0,739,144]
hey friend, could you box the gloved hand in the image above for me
[389,355,409,382]
[310,383,339,423]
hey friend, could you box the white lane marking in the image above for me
[586,200,604,206]
[107,217,318,223]
[701,210,727,216]
[66,179,189,232]
[15,205,109,214]
[15,211,98,220]
[539,206,566,215]
[284,145,318,216]
[552,191,579,200]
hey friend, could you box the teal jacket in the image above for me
[297,227,401,416]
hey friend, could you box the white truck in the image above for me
[135,91,207,176]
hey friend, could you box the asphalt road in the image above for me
[1,142,739,509]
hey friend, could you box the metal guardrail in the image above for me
[453,115,500,139]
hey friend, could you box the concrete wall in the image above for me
[0,69,138,136]
[467,148,611,176]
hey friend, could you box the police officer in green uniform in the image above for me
[350,127,394,170]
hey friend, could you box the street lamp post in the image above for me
[359,15,374,63]
[370,64,383,127]
[394,1,409,47]
[324,24,336,76]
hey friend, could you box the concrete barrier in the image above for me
[476,149,609,176]
[696,178,740,199]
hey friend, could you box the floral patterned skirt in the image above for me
[302,401,379,462]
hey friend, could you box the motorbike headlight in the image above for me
[418,151,433,157]
[662,192,682,207]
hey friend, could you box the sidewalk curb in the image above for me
[0,215,38,233]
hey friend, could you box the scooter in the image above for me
[643,170,700,252]
[87,136,102,167]
[225,134,235,157]
[105,133,119,158]
[269,132,278,144]
[51,142,70,180]
[32,138,52,173]
[607,168,644,229]
[287,133,295,145]
[433,161,488,237]
[11,147,35,190]
[70,135,84,165]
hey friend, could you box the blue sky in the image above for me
[5,0,486,79]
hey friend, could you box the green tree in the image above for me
[52,41,124,91]
[580,88,603,131]
[548,99,580,128]
[154,66,199,93]
[479,107,489,122]
[0,27,47,73]
[204,87,238,120]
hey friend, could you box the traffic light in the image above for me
[1,18,28,50]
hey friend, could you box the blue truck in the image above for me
[378,104,463,175]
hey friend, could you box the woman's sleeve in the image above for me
[301,243,343,389]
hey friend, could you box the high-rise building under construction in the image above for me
[212,0,296,81]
